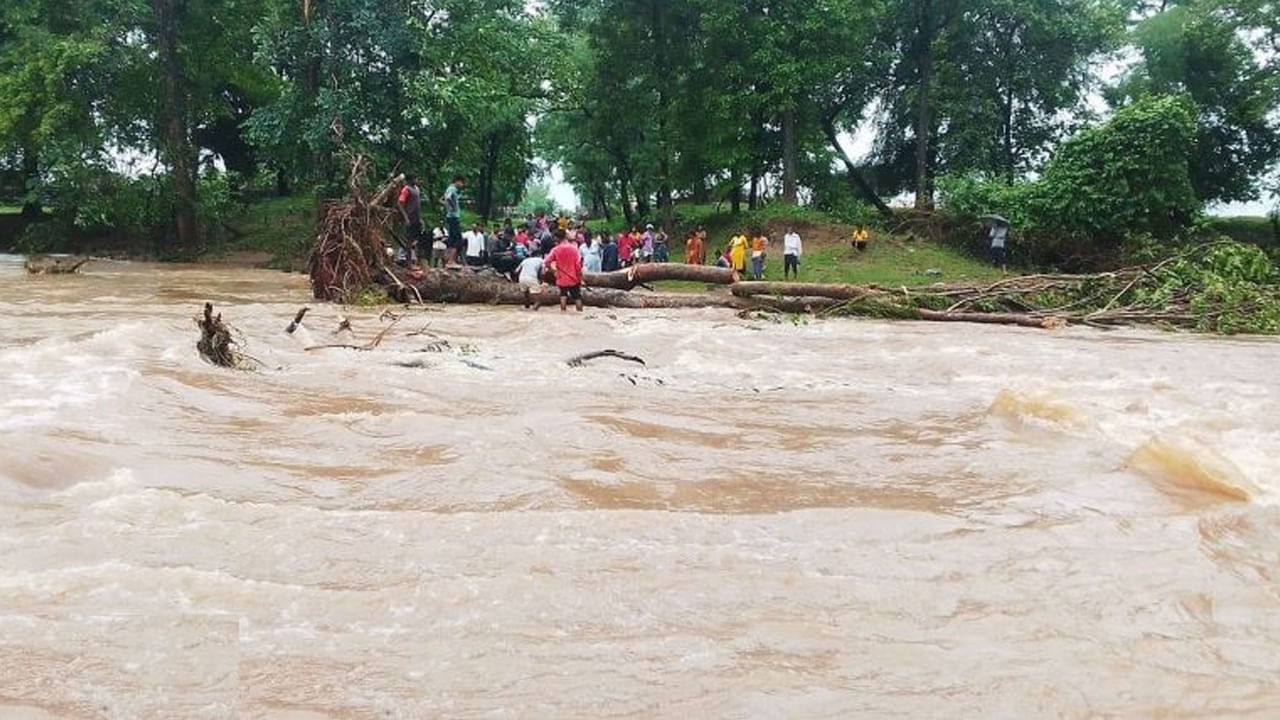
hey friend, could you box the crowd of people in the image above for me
[392,174,1014,312]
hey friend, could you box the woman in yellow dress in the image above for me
[728,234,749,274]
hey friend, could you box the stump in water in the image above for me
[197,302,243,368]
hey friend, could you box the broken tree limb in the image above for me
[286,307,309,334]
[566,349,647,367]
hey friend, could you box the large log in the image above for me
[386,268,1062,328]
[585,263,736,290]
[390,267,840,313]
[393,267,738,309]
[915,308,1065,329]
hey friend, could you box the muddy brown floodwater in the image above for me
[1,255,1279,719]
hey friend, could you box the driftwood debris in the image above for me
[196,303,245,367]
[566,349,647,367]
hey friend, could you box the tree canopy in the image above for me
[1,0,1276,254]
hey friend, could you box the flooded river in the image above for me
[2,255,1279,718]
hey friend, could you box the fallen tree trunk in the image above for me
[732,281,886,301]
[584,263,736,290]
[915,308,1066,329]
[390,268,841,313]
[392,268,734,308]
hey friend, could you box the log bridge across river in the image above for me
[381,262,1063,329]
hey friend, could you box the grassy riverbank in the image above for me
[210,197,1006,286]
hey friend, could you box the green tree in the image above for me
[1113,0,1280,204]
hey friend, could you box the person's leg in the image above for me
[574,287,583,312]
[559,290,568,312]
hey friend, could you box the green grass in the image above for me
[653,242,1001,292]
[0,205,21,215]
[646,215,1006,291]
[211,195,316,269]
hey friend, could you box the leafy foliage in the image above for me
[940,96,1200,264]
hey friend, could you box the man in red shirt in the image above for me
[545,229,585,312]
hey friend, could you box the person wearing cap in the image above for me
[639,224,655,263]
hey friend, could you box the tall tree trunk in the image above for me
[300,0,324,186]
[650,0,674,232]
[731,184,742,214]
[19,143,41,220]
[913,0,936,210]
[593,183,612,222]
[998,23,1018,185]
[153,0,199,253]
[781,106,798,204]
[748,171,760,210]
[618,170,635,226]
[635,188,651,219]
[821,115,894,218]
[478,132,500,221]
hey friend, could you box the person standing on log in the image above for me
[783,227,802,280]
[440,175,465,266]
[398,175,423,264]
[546,230,585,312]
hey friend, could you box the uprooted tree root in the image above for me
[308,155,404,302]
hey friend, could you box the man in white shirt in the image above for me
[782,228,802,280]
[463,223,487,267]
[515,254,545,310]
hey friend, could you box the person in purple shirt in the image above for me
[640,224,655,264]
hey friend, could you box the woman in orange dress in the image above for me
[686,231,705,265]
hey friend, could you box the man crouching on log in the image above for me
[546,229,585,312]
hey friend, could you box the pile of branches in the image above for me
[308,155,403,301]
[825,241,1280,334]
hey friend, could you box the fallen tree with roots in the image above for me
[308,155,406,303]
[308,165,1280,334]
